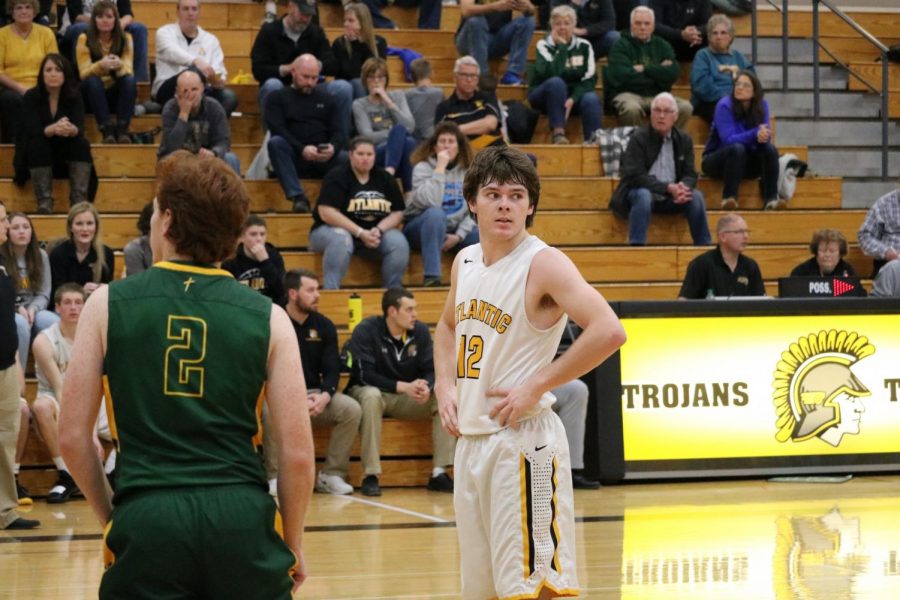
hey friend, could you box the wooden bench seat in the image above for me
[0,143,806,178]
[28,209,867,253]
[0,175,842,215]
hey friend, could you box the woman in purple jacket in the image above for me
[701,70,782,211]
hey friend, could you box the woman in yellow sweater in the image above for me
[75,0,135,143]
[0,0,58,142]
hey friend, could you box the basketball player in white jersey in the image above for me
[434,145,626,599]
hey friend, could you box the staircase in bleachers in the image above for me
[8,1,899,493]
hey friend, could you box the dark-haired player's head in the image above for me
[463,145,541,228]
[154,150,249,264]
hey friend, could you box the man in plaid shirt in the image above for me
[858,187,900,277]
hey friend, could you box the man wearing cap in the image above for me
[152,0,238,116]
[251,0,352,137]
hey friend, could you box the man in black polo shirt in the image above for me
[0,201,39,530]
[266,269,360,496]
[679,213,766,298]
[434,56,504,150]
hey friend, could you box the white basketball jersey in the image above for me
[454,235,567,435]
[35,322,73,396]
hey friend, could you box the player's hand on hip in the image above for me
[487,386,541,428]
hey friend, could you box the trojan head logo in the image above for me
[773,330,874,447]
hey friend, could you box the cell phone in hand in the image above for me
[317,143,329,152]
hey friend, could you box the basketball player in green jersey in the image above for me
[59,151,316,598]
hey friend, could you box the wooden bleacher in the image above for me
[11,1,894,493]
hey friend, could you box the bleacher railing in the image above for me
[812,0,890,180]
[750,0,789,90]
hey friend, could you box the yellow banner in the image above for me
[620,315,900,461]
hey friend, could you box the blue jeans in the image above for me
[259,78,353,139]
[223,152,241,175]
[589,29,620,59]
[701,142,780,203]
[81,74,137,128]
[404,206,479,279]
[14,310,59,368]
[375,125,416,192]
[267,135,347,200]
[361,0,441,29]
[455,15,536,77]
[308,225,410,290]
[527,77,601,140]
[65,21,149,82]
[626,187,711,245]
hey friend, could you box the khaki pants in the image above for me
[348,384,456,476]
[263,392,361,480]
[0,365,21,528]
[612,92,693,129]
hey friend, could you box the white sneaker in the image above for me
[316,472,353,495]
[268,478,278,497]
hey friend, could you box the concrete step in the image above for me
[776,118,900,146]
[841,179,900,209]
[808,148,899,178]
[734,37,816,64]
[765,90,883,118]
[754,64,848,90]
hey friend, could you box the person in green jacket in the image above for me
[527,4,601,144]
[604,5,692,128]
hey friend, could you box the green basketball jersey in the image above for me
[104,261,272,501]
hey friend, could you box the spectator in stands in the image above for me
[311,136,409,289]
[360,0,440,30]
[790,229,858,278]
[62,0,148,82]
[76,1,137,144]
[49,202,114,300]
[250,0,353,135]
[158,70,241,174]
[123,201,152,277]
[455,0,537,85]
[405,58,443,142]
[347,287,455,496]
[152,0,237,117]
[557,0,619,60]
[1,199,40,530]
[872,259,900,297]
[0,0,58,143]
[269,268,361,495]
[551,379,600,488]
[266,54,348,213]
[405,121,477,287]
[31,283,87,504]
[15,54,94,215]
[648,0,710,61]
[679,213,765,298]
[332,3,386,99]
[527,5,601,145]
[1,213,59,369]
[434,55,504,149]
[605,5,691,128]
[609,92,710,246]
[222,215,286,302]
[701,70,780,210]
[690,13,753,123]
[857,186,900,278]
[353,57,417,192]
[0,0,51,25]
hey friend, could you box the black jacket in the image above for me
[250,18,337,85]
[331,35,387,82]
[221,242,286,303]
[347,316,434,393]
[609,124,697,218]
[264,85,346,152]
[0,266,16,370]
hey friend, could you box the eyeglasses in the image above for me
[456,72,479,80]
[734,81,754,89]
[723,229,751,235]
[651,107,676,115]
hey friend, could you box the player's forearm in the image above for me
[60,435,113,524]
[433,319,457,395]
[277,443,315,550]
